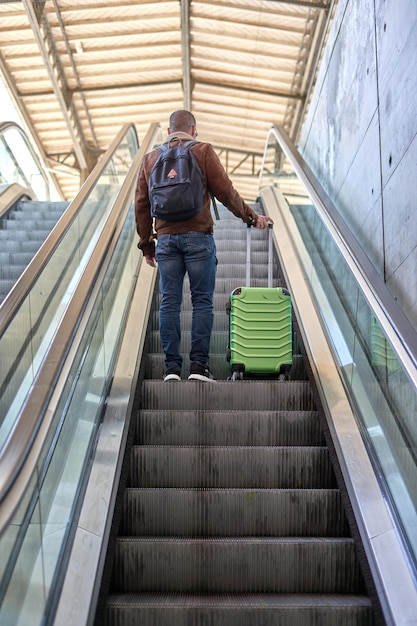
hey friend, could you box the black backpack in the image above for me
[148,139,203,221]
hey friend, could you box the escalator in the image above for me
[0,197,69,303]
[98,202,375,625]
[1,123,417,626]
[0,121,69,303]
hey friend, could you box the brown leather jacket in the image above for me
[134,131,259,257]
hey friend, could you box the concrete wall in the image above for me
[299,0,417,328]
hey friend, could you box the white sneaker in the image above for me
[163,369,181,381]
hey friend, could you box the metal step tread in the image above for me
[1,219,60,230]
[113,536,362,594]
[0,229,51,240]
[137,409,322,446]
[104,593,372,626]
[121,487,348,537]
[139,380,315,411]
[130,445,335,489]
[106,592,372,610]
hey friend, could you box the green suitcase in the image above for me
[226,225,293,380]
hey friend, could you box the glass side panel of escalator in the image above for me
[260,133,417,569]
[0,125,138,452]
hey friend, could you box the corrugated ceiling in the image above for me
[0,0,336,201]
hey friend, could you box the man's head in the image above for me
[168,110,198,138]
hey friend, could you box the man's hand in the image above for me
[145,254,157,268]
[254,214,273,229]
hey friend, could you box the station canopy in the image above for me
[0,0,335,201]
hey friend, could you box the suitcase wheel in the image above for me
[229,363,245,381]
[278,364,291,381]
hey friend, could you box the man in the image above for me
[135,110,272,382]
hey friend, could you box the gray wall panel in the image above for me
[383,134,417,285]
[300,0,417,328]
[335,112,383,274]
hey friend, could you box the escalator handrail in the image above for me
[0,183,36,218]
[0,122,161,530]
[0,121,50,203]
[262,124,417,389]
[0,122,137,338]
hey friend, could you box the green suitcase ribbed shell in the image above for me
[228,286,292,375]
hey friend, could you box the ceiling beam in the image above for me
[22,0,88,174]
[198,79,305,102]
[19,80,182,98]
[181,0,192,110]
[20,78,304,103]
[265,0,330,7]
[214,146,264,177]
[51,0,99,152]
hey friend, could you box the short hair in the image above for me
[169,110,196,132]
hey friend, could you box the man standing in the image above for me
[135,110,272,381]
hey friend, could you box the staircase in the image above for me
[100,204,375,625]
[0,199,69,303]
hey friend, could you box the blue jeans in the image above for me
[155,232,217,372]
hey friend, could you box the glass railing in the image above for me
[0,124,138,456]
[260,126,417,570]
[0,122,50,201]
[0,202,138,626]
[0,122,161,626]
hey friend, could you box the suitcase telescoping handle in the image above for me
[246,223,273,288]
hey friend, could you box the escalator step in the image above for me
[2,252,34,266]
[0,229,52,241]
[112,537,362,594]
[129,446,336,489]
[136,409,323,446]
[0,240,41,253]
[215,236,268,250]
[0,279,16,299]
[139,380,315,411]
[215,258,281,277]
[120,488,348,537]
[1,219,60,231]
[0,265,28,280]
[104,593,373,626]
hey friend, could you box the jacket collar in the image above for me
[163,131,195,144]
